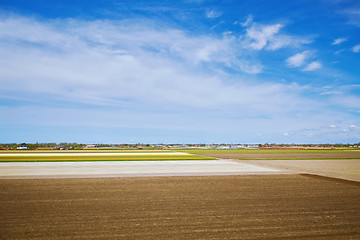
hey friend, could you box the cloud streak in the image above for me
[304,61,322,71]
[332,37,347,45]
[286,51,309,67]
[206,9,222,18]
[240,16,311,51]
[352,44,360,53]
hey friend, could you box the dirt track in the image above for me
[1,175,360,240]
[199,152,360,159]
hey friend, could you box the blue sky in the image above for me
[0,0,360,144]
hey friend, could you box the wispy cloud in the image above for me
[352,44,360,53]
[332,37,347,45]
[349,125,360,131]
[206,9,222,18]
[0,15,307,111]
[303,61,322,71]
[340,7,360,27]
[240,15,253,27]
[240,16,311,51]
[281,122,360,142]
[245,23,283,50]
[330,95,360,111]
[286,51,322,71]
[335,49,345,54]
[286,51,309,67]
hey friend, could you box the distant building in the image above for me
[54,146,73,150]
[17,144,28,150]
[84,144,96,148]
[217,146,230,149]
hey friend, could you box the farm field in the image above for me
[1,149,360,239]
[1,149,360,181]
[0,151,215,162]
[237,159,360,182]
[178,149,360,154]
[1,174,359,240]
[182,149,360,159]
[0,160,284,178]
[177,149,360,181]
[2,149,360,162]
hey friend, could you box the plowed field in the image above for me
[1,175,360,240]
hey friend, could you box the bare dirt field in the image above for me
[1,153,359,239]
[238,159,360,182]
[1,174,359,240]
[198,152,360,159]
[195,152,360,182]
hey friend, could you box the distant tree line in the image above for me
[0,142,359,150]
[0,142,84,150]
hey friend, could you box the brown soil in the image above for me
[199,152,360,159]
[1,175,360,240]
[237,159,360,182]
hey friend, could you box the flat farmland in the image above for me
[237,159,360,182]
[1,149,359,239]
[1,175,360,240]
[180,149,360,181]
[0,160,284,178]
[0,152,215,162]
[182,149,360,160]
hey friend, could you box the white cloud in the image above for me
[349,125,360,131]
[223,31,232,36]
[240,16,311,51]
[332,37,347,45]
[304,61,322,71]
[352,44,360,53]
[340,7,360,27]
[206,9,222,18]
[240,15,253,27]
[330,95,360,111]
[0,15,308,111]
[244,23,283,50]
[286,51,309,67]
[335,49,345,54]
